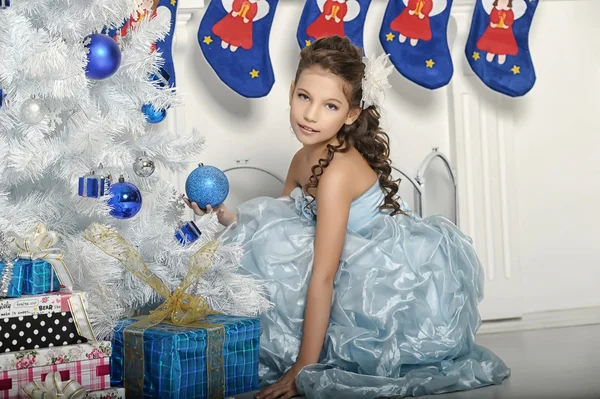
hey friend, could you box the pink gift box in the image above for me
[0,357,110,398]
[0,342,111,371]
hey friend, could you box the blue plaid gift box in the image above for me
[0,258,59,298]
[22,258,60,294]
[0,0,9,9]
[111,314,260,399]
[0,224,74,298]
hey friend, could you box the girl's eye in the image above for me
[326,103,338,111]
[298,93,309,100]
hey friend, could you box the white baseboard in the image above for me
[478,306,600,335]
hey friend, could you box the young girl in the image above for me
[187,36,510,399]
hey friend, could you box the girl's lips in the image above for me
[298,123,320,135]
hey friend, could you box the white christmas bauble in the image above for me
[21,98,48,124]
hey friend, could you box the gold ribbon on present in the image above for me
[7,224,75,290]
[82,222,226,399]
[21,372,87,399]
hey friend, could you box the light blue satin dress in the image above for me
[220,181,510,398]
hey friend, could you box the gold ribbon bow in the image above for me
[21,372,87,399]
[82,222,219,327]
[8,224,74,290]
[82,223,225,398]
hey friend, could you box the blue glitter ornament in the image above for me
[185,164,229,209]
[108,175,142,219]
[141,104,167,124]
[84,34,121,80]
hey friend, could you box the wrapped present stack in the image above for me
[0,225,125,399]
[83,223,261,399]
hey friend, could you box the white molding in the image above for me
[478,306,600,335]
[177,0,205,20]
[450,85,524,321]
[178,0,205,10]
[176,12,195,26]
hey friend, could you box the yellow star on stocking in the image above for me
[305,40,311,47]
[203,36,213,45]
[425,59,435,68]
[511,65,521,74]
[386,32,395,41]
[472,51,480,61]
[171,0,176,5]
[250,69,259,78]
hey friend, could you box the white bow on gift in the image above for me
[21,372,87,399]
[8,224,74,290]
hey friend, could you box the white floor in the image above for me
[234,324,600,399]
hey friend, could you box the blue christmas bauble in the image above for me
[185,164,229,209]
[108,180,142,219]
[84,34,121,80]
[142,104,167,124]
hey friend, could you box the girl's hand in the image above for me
[183,197,237,226]
[254,363,303,399]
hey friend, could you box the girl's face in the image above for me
[139,0,154,10]
[289,66,359,147]
[497,0,509,7]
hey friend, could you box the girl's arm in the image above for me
[296,163,352,366]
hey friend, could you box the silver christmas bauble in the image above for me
[21,97,48,124]
[133,154,156,177]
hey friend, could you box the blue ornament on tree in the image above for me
[84,34,121,80]
[185,163,229,209]
[108,175,142,219]
[0,88,6,108]
[141,104,167,124]
[174,220,202,246]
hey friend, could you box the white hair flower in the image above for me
[361,53,394,110]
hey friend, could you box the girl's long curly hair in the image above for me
[296,36,403,215]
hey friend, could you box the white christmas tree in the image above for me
[0,0,270,340]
